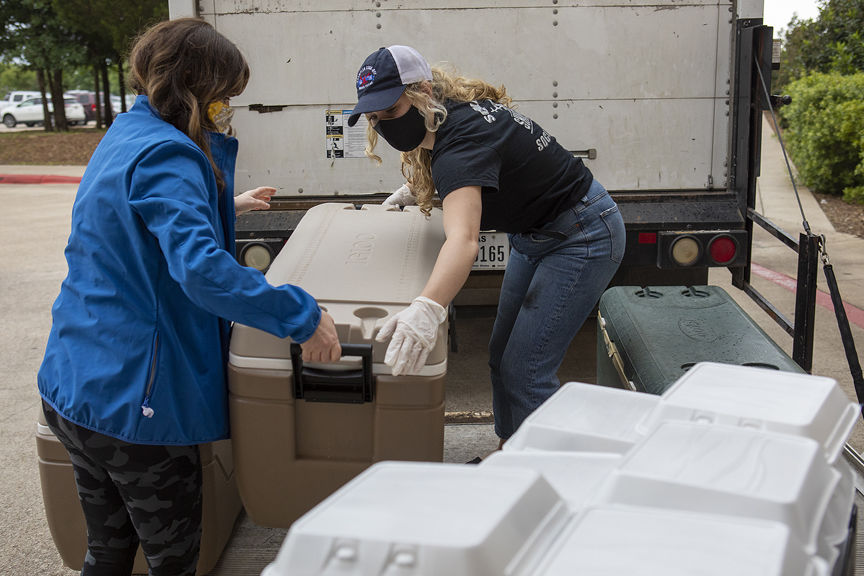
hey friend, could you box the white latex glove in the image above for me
[376,296,447,376]
[382,183,416,207]
[235,186,275,215]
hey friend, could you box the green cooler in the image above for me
[596,285,804,394]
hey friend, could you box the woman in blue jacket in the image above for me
[37,19,340,575]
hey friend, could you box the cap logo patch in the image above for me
[357,65,376,91]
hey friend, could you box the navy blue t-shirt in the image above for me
[431,99,593,233]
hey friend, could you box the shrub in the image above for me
[781,72,864,204]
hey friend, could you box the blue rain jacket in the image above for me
[38,95,320,445]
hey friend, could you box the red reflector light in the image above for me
[638,232,658,244]
[709,235,737,264]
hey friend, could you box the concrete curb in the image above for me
[0,174,82,185]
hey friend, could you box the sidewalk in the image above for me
[0,165,85,178]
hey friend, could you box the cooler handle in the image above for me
[289,343,373,404]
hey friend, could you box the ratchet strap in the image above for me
[818,238,864,417]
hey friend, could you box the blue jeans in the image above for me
[489,179,625,439]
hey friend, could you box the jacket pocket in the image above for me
[141,330,159,418]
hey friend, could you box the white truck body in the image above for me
[170,0,772,280]
[170,0,761,196]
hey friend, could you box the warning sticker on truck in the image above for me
[325,109,368,159]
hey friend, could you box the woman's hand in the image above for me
[382,183,416,207]
[375,296,447,375]
[235,186,276,215]
[300,310,342,363]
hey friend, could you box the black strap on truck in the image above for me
[819,239,864,417]
[756,58,864,416]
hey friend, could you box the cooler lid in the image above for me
[229,203,448,373]
[267,203,444,305]
[597,285,805,395]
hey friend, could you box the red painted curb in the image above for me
[751,262,864,330]
[0,174,82,184]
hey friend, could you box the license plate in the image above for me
[473,232,509,270]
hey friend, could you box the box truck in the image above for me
[168,0,773,297]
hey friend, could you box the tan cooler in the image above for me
[228,203,448,528]
[35,413,243,575]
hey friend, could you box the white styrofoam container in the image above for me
[480,451,621,510]
[261,462,570,576]
[530,505,829,576]
[504,364,857,466]
[597,420,839,557]
[260,363,856,576]
[503,382,659,453]
[816,457,856,567]
[641,362,858,463]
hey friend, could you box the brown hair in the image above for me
[365,65,511,216]
[128,18,249,191]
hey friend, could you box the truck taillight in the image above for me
[708,235,738,265]
[638,232,657,244]
[670,236,701,266]
[657,231,747,269]
[240,242,274,271]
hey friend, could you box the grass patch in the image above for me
[0,129,106,165]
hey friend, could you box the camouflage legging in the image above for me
[42,400,202,576]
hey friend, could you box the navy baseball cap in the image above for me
[347,45,432,127]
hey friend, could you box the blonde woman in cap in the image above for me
[349,45,625,446]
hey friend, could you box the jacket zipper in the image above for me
[141,332,159,418]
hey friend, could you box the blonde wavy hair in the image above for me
[365,66,512,215]
[129,18,249,192]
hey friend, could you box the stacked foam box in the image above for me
[261,362,859,576]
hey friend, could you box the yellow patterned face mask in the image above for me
[207,100,234,134]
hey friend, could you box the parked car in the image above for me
[1,97,87,128]
[1,90,42,110]
[0,91,44,116]
[64,90,97,123]
[64,90,127,123]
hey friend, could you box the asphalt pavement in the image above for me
[1,116,863,574]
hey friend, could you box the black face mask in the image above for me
[373,106,427,152]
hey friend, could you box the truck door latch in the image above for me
[249,104,286,114]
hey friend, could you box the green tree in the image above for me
[777,0,864,89]
[102,0,168,112]
[53,0,166,125]
[782,72,864,202]
[813,0,864,73]
[0,61,38,95]
[52,0,118,128]
[775,15,820,90]
[0,0,86,131]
